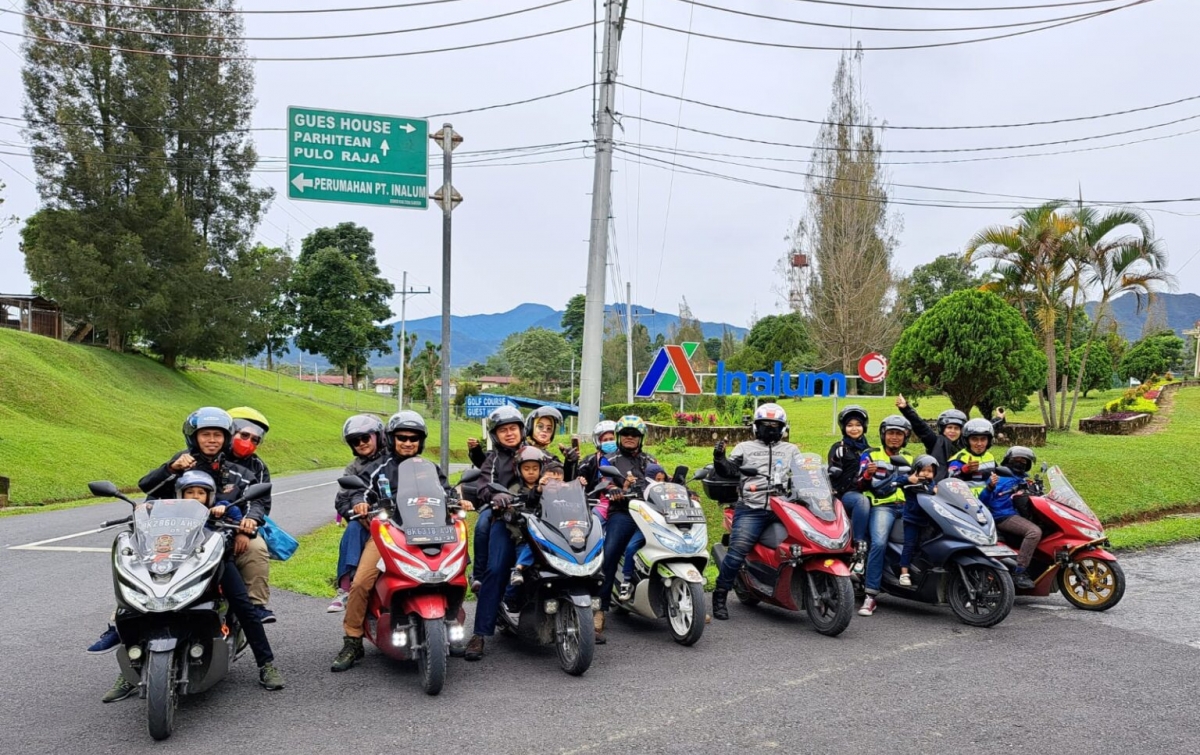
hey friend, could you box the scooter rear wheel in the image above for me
[417,617,447,696]
[948,564,1014,628]
[556,603,595,676]
[666,579,705,646]
[1058,557,1125,611]
[145,649,177,741]
[804,572,854,637]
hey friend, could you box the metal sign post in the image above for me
[431,124,463,473]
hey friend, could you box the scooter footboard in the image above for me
[397,592,449,620]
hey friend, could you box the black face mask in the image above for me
[757,425,784,444]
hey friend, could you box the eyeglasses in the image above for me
[235,431,262,444]
[347,434,373,447]
[393,435,422,444]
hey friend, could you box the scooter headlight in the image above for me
[785,509,850,551]
[650,523,705,555]
[953,526,993,546]
[544,551,602,577]
[397,560,445,583]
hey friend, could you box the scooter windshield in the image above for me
[537,479,592,548]
[132,499,210,563]
[391,457,455,545]
[933,478,983,513]
[644,482,705,523]
[1044,466,1097,521]
[788,452,837,522]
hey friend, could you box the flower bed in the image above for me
[646,423,753,446]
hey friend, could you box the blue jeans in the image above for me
[715,507,778,592]
[865,504,903,594]
[842,491,870,544]
[599,511,639,611]
[472,507,494,582]
[622,532,646,581]
[472,518,516,637]
[336,521,371,587]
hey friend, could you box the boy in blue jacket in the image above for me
[898,455,939,587]
[980,446,1041,590]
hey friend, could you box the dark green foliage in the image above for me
[890,289,1046,414]
[560,294,586,353]
[734,312,815,373]
[601,402,675,423]
[1119,332,1186,382]
[704,337,722,364]
[898,253,981,327]
[499,327,572,394]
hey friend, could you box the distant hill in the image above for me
[1085,292,1200,341]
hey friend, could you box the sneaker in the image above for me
[509,569,524,587]
[87,624,121,655]
[101,674,137,703]
[858,596,878,617]
[258,662,285,690]
[1014,572,1037,590]
[256,607,276,624]
[326,590,348,613]
[617,580,634,602]
[330,636,365,672]
[464,634,485,661]
[898,573,912,587]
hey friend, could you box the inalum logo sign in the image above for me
[635,342,701,398]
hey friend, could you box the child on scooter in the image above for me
[980,446,1042,590]
[508,449,555,587]
[898,456,939,587]
[616,463,669,601]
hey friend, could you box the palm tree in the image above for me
[1063,205,1174,428]
[966,202,1077,428]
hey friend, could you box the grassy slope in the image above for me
[0,329,479,505]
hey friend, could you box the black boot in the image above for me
[1014,571,1037,590]
[712,589,729,620]
[330,636,364,672]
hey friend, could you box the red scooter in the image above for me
[1000,465,1125,611]
[707,453,856,636]
[339,457,469,695]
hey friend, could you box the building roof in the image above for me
[0,294,59,307]
[373,377,398,386]
[300,374,356,386]
[477,375,517,384]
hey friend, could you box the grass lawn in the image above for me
[1107,516,1200,551]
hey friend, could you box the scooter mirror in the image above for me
[459,468,481,485]
[692,467,710,481]
[338,475,367,490]
[88,480,120,498]
[1040,462,1049,473]
[598,466,626,482]
[240,483,273,502]
[889,455,909,468]
[672,465,689,485]
[739,466,760,477]
[487,482,510,494]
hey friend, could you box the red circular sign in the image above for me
[858,353,888,384]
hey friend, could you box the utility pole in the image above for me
[396,270,432,412]
[625,281,635,403]
[578,0,628,429]
[1185,321,1200,378]
[431,123,463,474]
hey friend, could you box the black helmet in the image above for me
[386,410,428,455]
[182,407,233,457]
[1002,446,1036,473]
[912,455,940,477]
[525,406,563,447]
[342,414,386,456]
[837,404,868,432]
[962,418,994,450]
[878,414,912,446]
[486,405,526,447]
[516,446,547,471]
[936,409,968,434]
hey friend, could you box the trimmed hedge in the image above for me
[601,402,675,423]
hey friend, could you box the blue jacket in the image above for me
[902,480,935,525]
[979,475,1026,521]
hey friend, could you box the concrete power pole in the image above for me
[396,270,431,412]
[431,123,463,474]
[625,281,634,403]
[578,0,628,429]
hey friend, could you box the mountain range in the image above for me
[1084,292,1200,342]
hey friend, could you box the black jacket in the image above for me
[827,438,870,496]
[468,444,487,469]
[603,449,659,514]
[335,451,388,520]
[356,454,452,508]
[231,452,272,518]
[899,404,1007,480]
[476,444,524,508]
[139,451,263,521]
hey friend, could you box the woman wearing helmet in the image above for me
[332,410,453,672]
[593,415,661,640]
[898,456,939,588]
[980,447,1042,590]
[829,404,872,575]
[465,405,529,661]
[526,405,579,479]
[226,407,274,620]
[329,414,390,613]
[856,414,915,617]
[711,403,803,621]
[896,395,1006,475]
[947,419,997,486]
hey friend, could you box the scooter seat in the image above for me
[759,522,789,549]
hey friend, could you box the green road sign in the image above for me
[287,106,428,209]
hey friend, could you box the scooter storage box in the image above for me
[701,473,740,504]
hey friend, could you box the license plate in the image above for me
[666,509,705,523]
[978,545,1017,558]
[404,525,457,545]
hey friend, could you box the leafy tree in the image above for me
[500,327,572,394]
[898,254,980,327]
[890,289,1046,415]
[600,315,652,404]
[453,380,480,409]
[719,328,741,360]
[234,244,294,368]
[704,337,722,364]
[560,294,586,353]
[743,312,815,372]
[1119,331,1185,382]
[462,362,487,380]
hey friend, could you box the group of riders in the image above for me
[88,393,1048,696]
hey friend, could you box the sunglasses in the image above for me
[235,431,262,444]
[393,435,422,443]
[347,434,374,447]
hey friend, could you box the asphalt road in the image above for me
[3,470,1197,755]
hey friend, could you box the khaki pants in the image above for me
[343,539,382,638]
[235,535,271,606]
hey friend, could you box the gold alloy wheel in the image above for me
[1058,557,1124,610]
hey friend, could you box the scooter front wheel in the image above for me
[145,649,177,741]
[417,617,447,696]
[948,564,1014,628]
[1058,557,1125,611]
[555,602,595,676]
[805,572,854,637]
[666,579,705,646]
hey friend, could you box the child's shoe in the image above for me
[509,567,524,587]
[898,573,912,587]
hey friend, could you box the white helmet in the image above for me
[592,420,617,444]
[753,403,788,443]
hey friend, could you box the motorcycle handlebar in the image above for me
[101,515,134,528]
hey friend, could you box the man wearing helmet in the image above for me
[856,414,915,617]
[593,415,661,640]
[896,395,1006,475]
[328,414,390,613]
[710,403,803,621]
[980,446,1042,590]
[226,407,274,621]
[464,405,529,661]
[331,410,452,672]
[947,419,998,485]
[828,404,872,576]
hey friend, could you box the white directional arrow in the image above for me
[291,173,313,192]
[398,122,416,134]
[380,139,390,157]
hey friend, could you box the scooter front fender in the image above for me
[657,560,707,584]
[1070,543,1118,562]
[564,588,593,608]
[398,592,448,621]
[803,557,851,577]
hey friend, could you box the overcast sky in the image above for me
[1,0,1198,330]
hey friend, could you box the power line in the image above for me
[40,0,481,15]
[627,0,1152,53]
[775,0,1126,11]
[0,21,597,62]
[5,1,578,43]
[618,83,1200,132]
[665,0,1129,33]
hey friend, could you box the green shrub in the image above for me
[601,401,674,422]
[1103,396,1158,415]
[651,436,689,456]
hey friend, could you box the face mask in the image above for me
[600,441,617,454]
[758,426,783,444]
[231,436,258,459]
